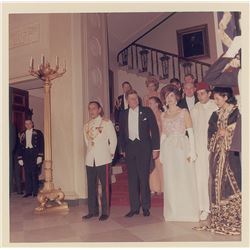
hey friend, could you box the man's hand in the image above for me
[36,157,43,165]
[18,160,24,166]
[152,151,159,160]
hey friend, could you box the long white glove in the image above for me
[18,160,24,166]
[36,157,43,165]
[186,127,197,163]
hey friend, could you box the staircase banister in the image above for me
[134,43,211,67]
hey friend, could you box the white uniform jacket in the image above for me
[83,115,117,167]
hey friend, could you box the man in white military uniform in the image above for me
[190,82,217,221]
[82,101,117,221]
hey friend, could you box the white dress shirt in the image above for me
[186,96,195,111]
[128,106,140,141]
[123,94,128,110]
[25,129,33,148]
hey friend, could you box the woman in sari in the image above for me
[198,87,241,235]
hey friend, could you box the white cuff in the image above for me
[36,157,43,164]
[18,160,24,166]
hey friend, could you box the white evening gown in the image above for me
[160,109,199,222]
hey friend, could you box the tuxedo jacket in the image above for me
[203,56,240,87]
[118,106,160,153]
[177,95,199,111]
[17,129,44,161]
[114,95,143,124]
[114,95,126,124]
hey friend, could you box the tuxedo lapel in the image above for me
[138,106,143,138]
[125,109,129,138]
[121,95,125,110]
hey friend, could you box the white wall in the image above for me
[138,12,218,64]
[112,12,218,99]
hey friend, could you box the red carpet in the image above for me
[111,164,163,207]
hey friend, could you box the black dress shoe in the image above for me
[17,192,24,195]
[82,213,99,220]
[143,209,150,217]
[22,193,32,198]
[125,210,140,217]
[33,193,37,197]
[99,214,109,221]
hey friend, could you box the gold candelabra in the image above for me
[29,55,69,213]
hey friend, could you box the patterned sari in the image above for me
[194,105,241,235]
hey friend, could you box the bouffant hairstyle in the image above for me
[213,87,237,105]
[148,96,164,112]
[145,77,159,90]
[160,84,181,104]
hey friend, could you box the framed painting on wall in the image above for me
[177,24,210,59]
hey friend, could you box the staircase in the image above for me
[117,43,211,83]
[111,163,163,207]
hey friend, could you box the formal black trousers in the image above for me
[23,149,39,195]
[125,139,151,211]
[86,164,111,215]
[13,156,23,193]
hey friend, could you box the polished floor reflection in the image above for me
[10,194,241,243]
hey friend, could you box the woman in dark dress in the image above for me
[203,87,241,235]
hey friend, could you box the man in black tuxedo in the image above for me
[114,81,132,126]
[119,89,160,217]
[178,75,198,111]
[17,119,44,197]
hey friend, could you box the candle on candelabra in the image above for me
[41,55,45,66]
[30,57,34,69]
[64,60,66,71]
[56,56,59,67]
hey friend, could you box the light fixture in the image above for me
[140,49,149,72]
[160,54,170,79]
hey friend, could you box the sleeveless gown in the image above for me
[160,109,199,222]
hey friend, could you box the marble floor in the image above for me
[9,194,241,244]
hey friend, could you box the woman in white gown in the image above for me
[160,84,199,222]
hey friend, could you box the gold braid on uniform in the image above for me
[194,105,241,235]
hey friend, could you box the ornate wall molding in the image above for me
[89,36,102,57]
[10,22,40,49]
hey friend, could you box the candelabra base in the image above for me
[34,187,69,213]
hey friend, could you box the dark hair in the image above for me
[148,96,164,112]
[213,87,237,105]
[170,78,181,84]
[125,89,138,99]
[184,74,195,79]
[160,84,181,104]
[88,101,104,117]
[24,119,34,128]
[122,81,131,88]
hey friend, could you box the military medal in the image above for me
[85,118,104,146]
